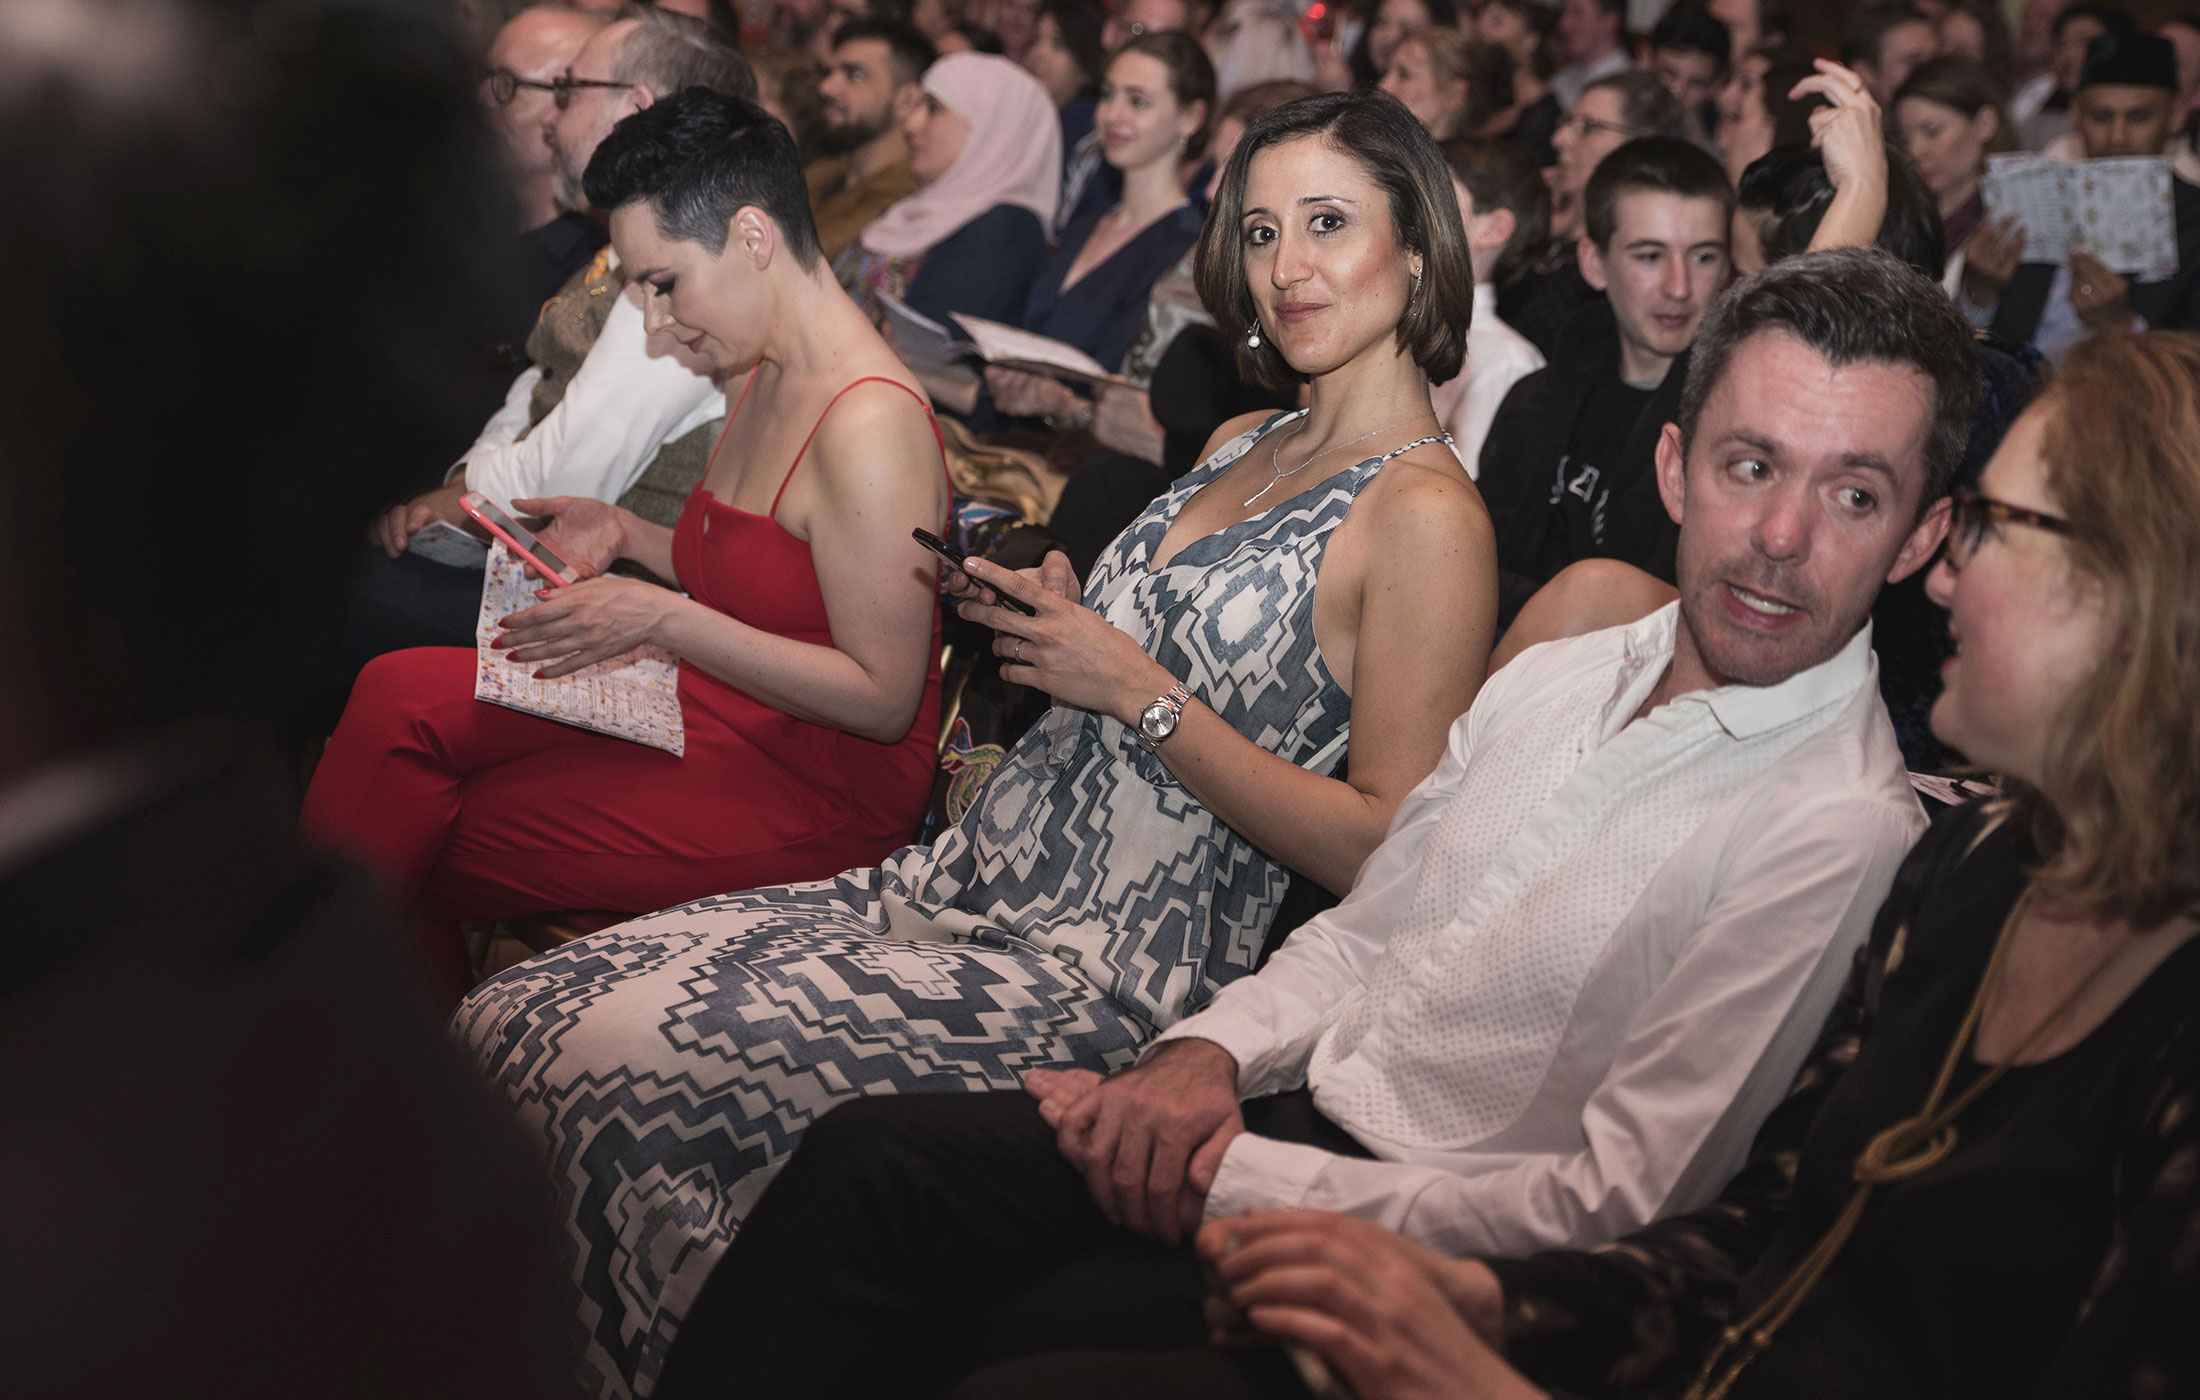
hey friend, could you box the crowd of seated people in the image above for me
[46,0,2200,1396]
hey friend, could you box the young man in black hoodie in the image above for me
[1477,136,1733,625]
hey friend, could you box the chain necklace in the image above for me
[1242,411,1436,509]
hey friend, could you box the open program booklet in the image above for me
[1980,153,2178,277]
[878,290,1118,389]
[473,541,686,755]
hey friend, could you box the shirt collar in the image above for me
[1605,603,1877,741]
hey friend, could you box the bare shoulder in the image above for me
[1196,408,1291,467]
[806,373,945,492]
[1354,441,1493,549]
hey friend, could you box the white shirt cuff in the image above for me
[1145,1015,1288,1096]
[1201,1133,1336,1224]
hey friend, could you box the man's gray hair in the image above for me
[1678,247,1981,511]
[613,5,756,103]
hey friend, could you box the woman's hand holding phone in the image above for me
[510,496,625,582]
[955,552,1175,724]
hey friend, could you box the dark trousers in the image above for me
[653,1087,1370,1400]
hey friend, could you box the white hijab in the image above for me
[860,52,1062,257]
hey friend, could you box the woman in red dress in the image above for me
[303,91,951,994]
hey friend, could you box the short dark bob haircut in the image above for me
[584,86,823,270]
[1195,90,1473,390]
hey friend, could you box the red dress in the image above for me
[303,378,944,980]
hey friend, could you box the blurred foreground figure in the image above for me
[0,1,575,1394]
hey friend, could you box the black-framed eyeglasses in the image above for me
[482,67,558,105]
[552,73,638,110]
[1942,487,2074,571]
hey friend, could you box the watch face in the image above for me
[1139,701,1177,742]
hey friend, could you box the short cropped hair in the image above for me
[1581,135,1732,251]
[1196,91,1475,389]
[831,16,939,87]
[1678,247,1980,510]
[1739,139,1942,279]
[1652,4,1733,68]
[585,87,823,269]
[1441,135,1550,287]
[1579,69,1692,140]
[614,4,758,103]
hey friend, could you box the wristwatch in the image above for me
[1135,683,1193,751]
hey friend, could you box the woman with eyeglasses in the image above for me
[942,328,2200,1400]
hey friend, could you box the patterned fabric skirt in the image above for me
[455,870,1155,1399]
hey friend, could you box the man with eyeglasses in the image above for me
[332,7,753,696]
[1501,70,1689,358]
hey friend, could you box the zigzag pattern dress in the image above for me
[454,410,1430,1398]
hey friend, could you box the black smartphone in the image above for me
[912,527,1038,616]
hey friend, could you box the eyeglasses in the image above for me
[552,73,638,110]
[1942,487,2074,571]
[1561,112,1650,143]
[482,68,558,105]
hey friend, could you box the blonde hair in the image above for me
[2015,331,2200,930]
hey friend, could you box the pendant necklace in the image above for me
[1243,411,1435,509]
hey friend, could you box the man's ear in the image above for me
[891,83,923,121]
[732,205,776,269]
[1886,493,1951,583]
[1578,232,1608,292]
[1476,206,1518,260]
[630,83,657,114]
[1655,419,1687,524]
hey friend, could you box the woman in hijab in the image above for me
[836,50,1062,324]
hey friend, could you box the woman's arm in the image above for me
[960,449,1495,895]
[503,386,947,742]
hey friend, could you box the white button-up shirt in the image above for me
[1153,605,1925,1258]
[456,250,723,513]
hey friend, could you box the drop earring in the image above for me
[1246,322,1262,349]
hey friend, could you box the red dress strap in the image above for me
[699,370,762,485]
[769,375,945,517]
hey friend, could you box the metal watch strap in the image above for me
[1136,682,1192,751]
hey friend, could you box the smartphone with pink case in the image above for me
[459,491,580,587]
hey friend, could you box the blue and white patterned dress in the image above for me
[454,411,1440,1398]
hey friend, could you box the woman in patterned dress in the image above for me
[456,91,1497,1399]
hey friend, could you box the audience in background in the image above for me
[457,88,1497,1400]
[1649,1,1732,134]
[2013,2,2130,149]
[1962,30,2200,362]
[1709,0,1785,62]
[1204,0,1319,99]
[305,91,952,998]
[1476,0,1562,164]
[1105,0,1206,49]
[1434,136,1548,474]
[1936,0,2014,85]
[1349,0,1457,90]
[838,51,1061,322]
[1026,0,1116,228]
[1506,70,1689,358]
[1551,0,1632,111]
[339,7,750,681]
[1379,26,1498,142]
[472,5,613,435]
[1480,136,1732,624]
[1842,3,1939,107]
[959,33,1214,420]
[1895,54,2006,286]
[749,42,831,156]
[1716,47,1824,184]
[658,248,1972,1400]
[808,18,935,261]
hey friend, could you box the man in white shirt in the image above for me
[646,249,1982,1399]
[335,7,748,671]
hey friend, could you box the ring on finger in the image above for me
[1012,637,1024,663]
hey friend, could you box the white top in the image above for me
[1549,48,1632,113]
[1432,283,1545,480]
[1152,605,1925,1258]
[454,250,723,513]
